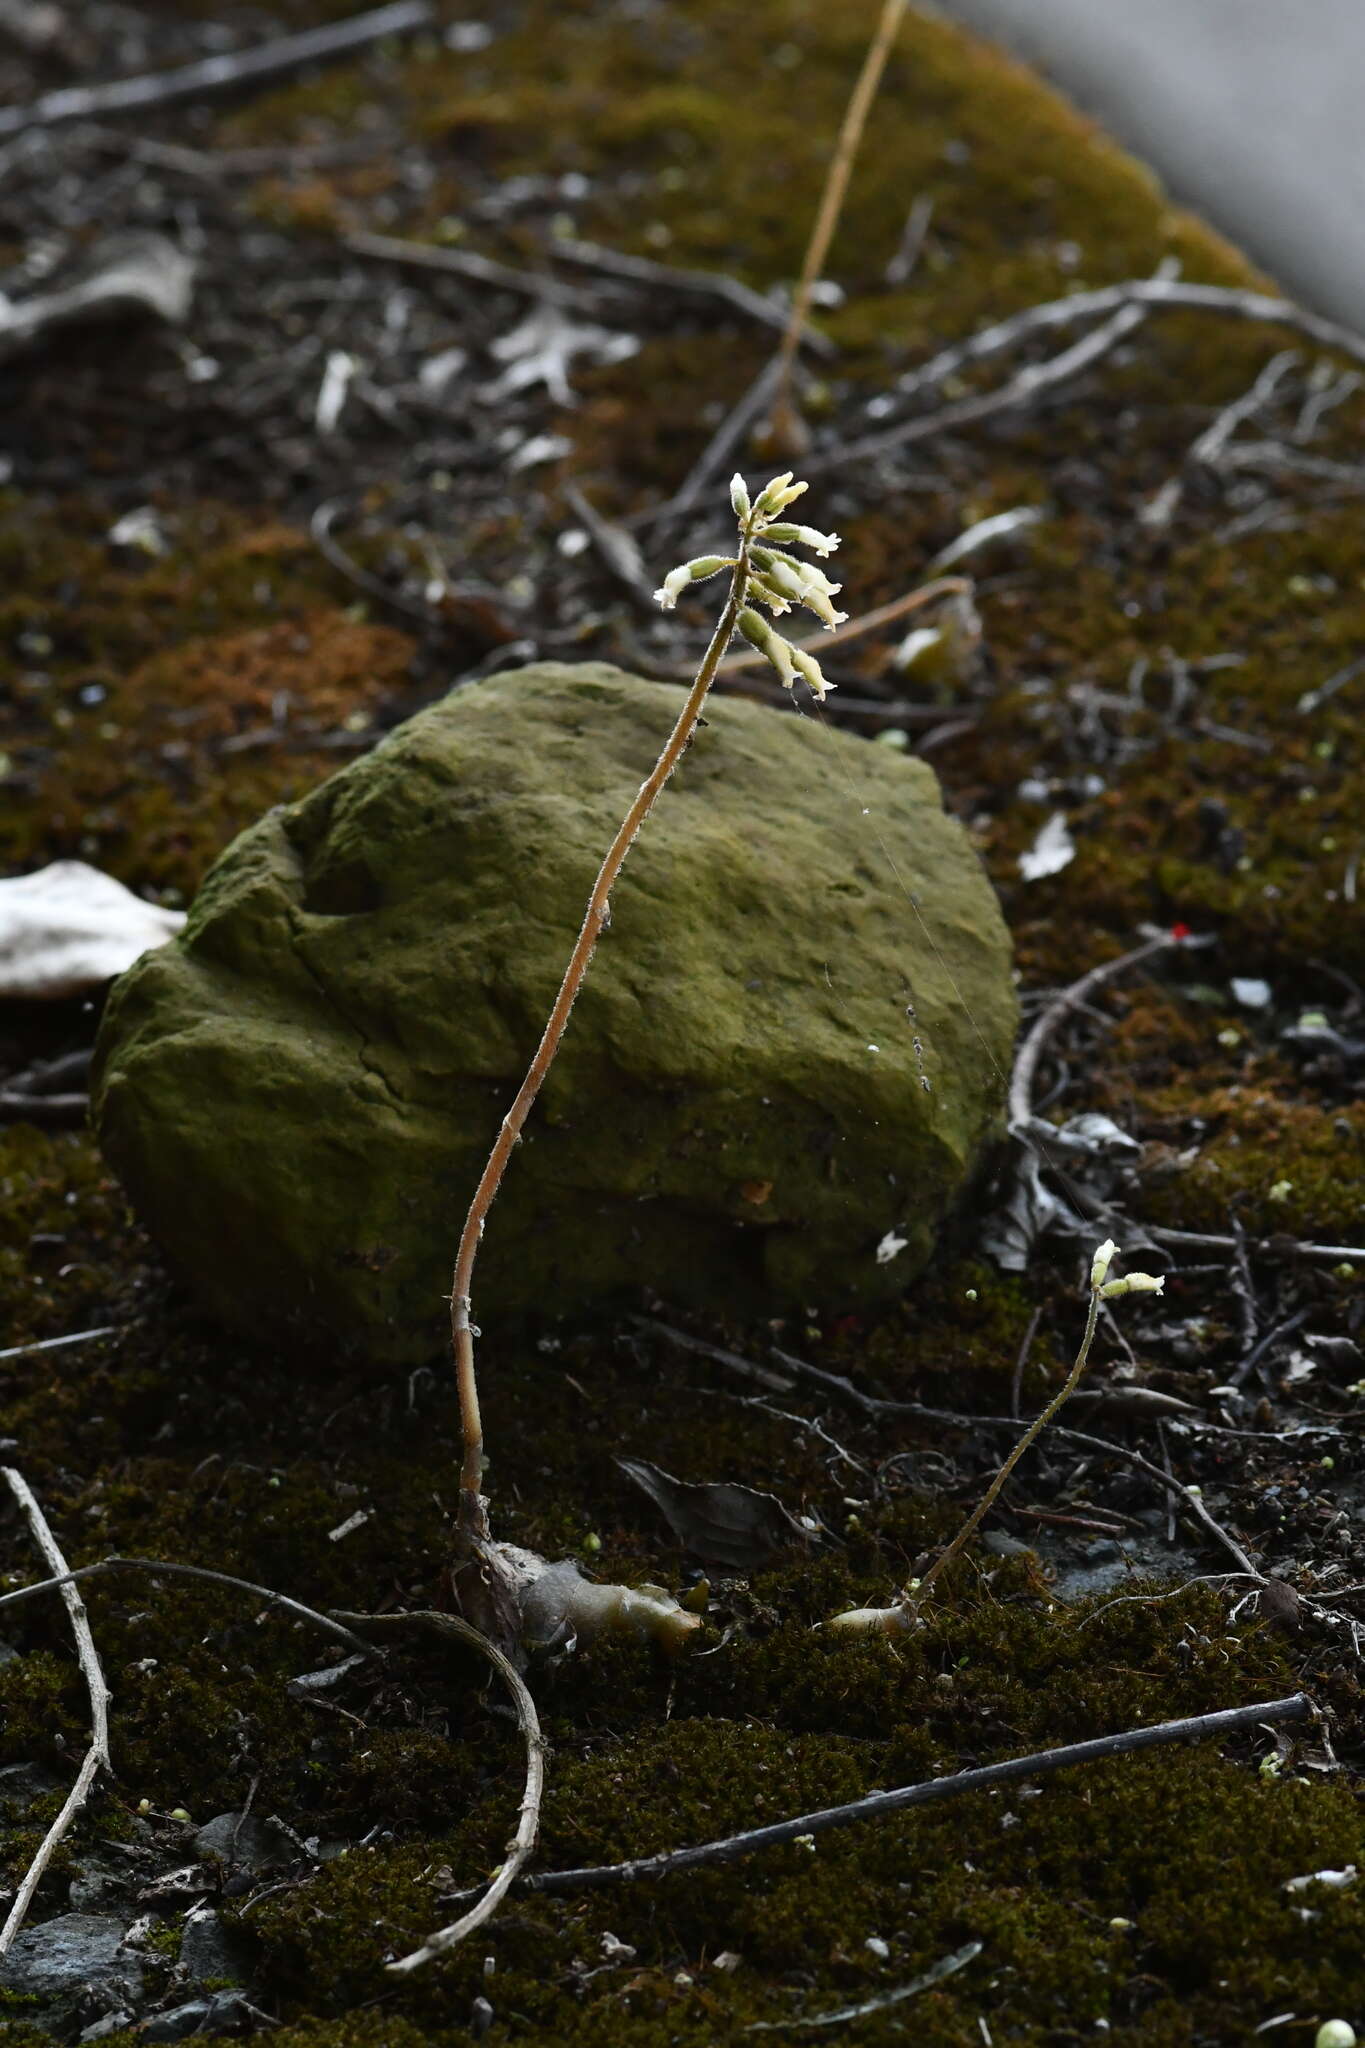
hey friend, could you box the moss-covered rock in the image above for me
[91,662,1015,1359]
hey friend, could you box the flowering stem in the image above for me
[770,0,908,437]
[452,543,754,1503]
[912,1285,1103,1605]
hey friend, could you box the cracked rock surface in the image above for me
[92,661,1016,1361]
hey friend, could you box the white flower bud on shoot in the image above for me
[750,550,845,628]
[1090,1239,1118,1289]
[755,472,810,516]
[653,555,735,611]
[789,642,834,702]
[738,607,796,688]
[745,570,795,616]
[762,522,842,556]
[730,473,752,521]
[1099,1272,1166,1299]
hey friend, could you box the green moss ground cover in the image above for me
[2,1,1364,2040]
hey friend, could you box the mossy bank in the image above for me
[1,0,1363,2042]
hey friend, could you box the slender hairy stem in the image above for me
[770,0,907,436]
[914,1286,1102,1603]
[451,547,753,1499]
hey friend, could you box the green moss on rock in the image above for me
[92,662,1016,1358]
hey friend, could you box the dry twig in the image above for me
[334,1611,547,1974]
[713,577,971,679]
[644,358,785,530]
[0,1470,112,1955]
[0,1563,541,1962]
[345,229,601,313]
[552,237,834,353]
[810,287,1164,477]
[876,276,1365,423]
[1146,1225,1365,1268]
[499,1695,1310,1895]
[0,1553,381,1660]
[0,1,433,138]
[748,1940,982,2031]
[0,1324,124,1365]
[1009,931,1180,1131]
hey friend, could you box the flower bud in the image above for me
[730,473,752,521]
[745,570,794,616]
[1099,1272,1165,1299]
[738,608,796,688]
[653,555,733,610]
[763,522,842,557]
[756,472,810,515]
[799,584,847,631]
[752,550,846,627]
[1091,1239,1118,1289]
[790,642,835,702]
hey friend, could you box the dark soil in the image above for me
[1,2,1364,2043]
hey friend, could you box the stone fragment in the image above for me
[0,1911,142,2002]
[140,1992,254,2042]
[191,1812,293,1874]
[179,1905,250,1986]
[94,663,1016,1360]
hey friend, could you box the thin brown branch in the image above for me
[714,577,971,677]
[645,357,785,532]
[648,1323,1267,1582]
[0,1469,112,1954]
[1145,1225,1365,1267]
[769,0,909,434]
[506,1695,1311,1895]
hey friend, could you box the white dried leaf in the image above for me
[107,506,168,557]
[876,1229,909,1265]
[0,861,185,999]
[315,350,356,435]
[417,344,468,396]
[1018,811,1075,881]
[1284,1865,1357,1893]
[509,433,573,472]
[925,504,1046,574]
[483,304,639,406]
